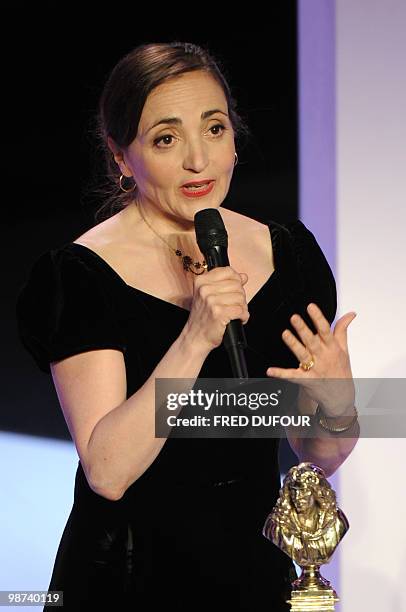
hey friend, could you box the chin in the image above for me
[180,202,218,219]
[193,201,222,213]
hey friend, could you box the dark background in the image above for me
[4,3,298,468]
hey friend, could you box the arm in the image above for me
[286,387,360,478]
[50,266,249,501]
[266,300,359,478]
[51,327,210,501]
[91,328,211,498]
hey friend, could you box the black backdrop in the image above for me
[4,3,298,469]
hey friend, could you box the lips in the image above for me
[182,179,214,188]
[180,180,215,198]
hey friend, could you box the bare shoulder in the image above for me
[73,219,111,244]
[220,208,272,254]
[73,207,268,249]
[220,207,269,237]
[72,214,119,250]
[220,207,275,282]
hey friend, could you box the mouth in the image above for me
[180,180,215,198]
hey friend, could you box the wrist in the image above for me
[178,326,211,360]
[316,404,358,434]
[319,400,357,419]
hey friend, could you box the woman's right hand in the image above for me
[182,267,250,353]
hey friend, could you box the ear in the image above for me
[107,136,132,178]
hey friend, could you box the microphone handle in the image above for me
[205,246,248,379]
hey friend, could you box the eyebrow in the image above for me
[146,109,229,134]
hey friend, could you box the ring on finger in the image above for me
[299,355,315,371]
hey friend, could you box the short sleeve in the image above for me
[16,247,127,375]
[268,218,337,327]
[285,219,337,325]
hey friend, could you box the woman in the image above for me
[16,42,359,611]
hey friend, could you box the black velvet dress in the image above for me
[15,218,337,611]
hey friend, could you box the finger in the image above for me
[333,312,357,350]
[217,299,249,321]
[218,266,245,282]
[290,313,321,354]
[215,291,248,305]
[266,366,303,381]
[201,266,241,284]
[281,329,312,364]
[207,281,247,296]
[306,303,334,343]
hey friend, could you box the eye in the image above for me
[153,134,176,148]
[208,123,226,136]
[153,123,226,149]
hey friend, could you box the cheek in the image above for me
[136,157,174,189]
[222,144,236,168]
[216,152,236,183]
[127,146,169,187]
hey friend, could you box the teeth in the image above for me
[184,183,209,190]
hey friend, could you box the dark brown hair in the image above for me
[91,41,251,223]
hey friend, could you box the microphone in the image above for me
[194,209,248,379]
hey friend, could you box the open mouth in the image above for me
[180,181,215,197]
[182,180,213,190]
[184,184,209,191]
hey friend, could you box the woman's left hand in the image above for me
[266,303,357,417]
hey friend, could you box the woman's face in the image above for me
[112,71,236,227]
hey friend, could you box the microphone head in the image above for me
[194,208,228,252]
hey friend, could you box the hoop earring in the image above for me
[234,152,239,167]
[119,174,136,193]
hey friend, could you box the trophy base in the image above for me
[288,589,339,611]
[287,566,339,611]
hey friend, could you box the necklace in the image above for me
[137,205,208,275]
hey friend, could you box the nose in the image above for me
[182,139,209,173]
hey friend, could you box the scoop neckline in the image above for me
[67,221,278,314]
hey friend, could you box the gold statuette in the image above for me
[263,462,349,611]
